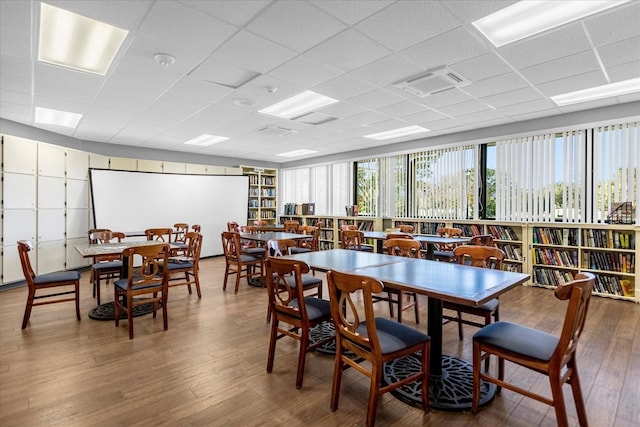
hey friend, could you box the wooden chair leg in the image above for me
[192,272,202,299]
[413,294,420,324]
[266,319,278,373]
[397,291,403,323]
[296,330,309,389]
[22,290,35,329]
[549,371,569,427]
[457,310,463,340]
[234,265,241,294]
[366,366,381,427]
[162,294,168,331]
[330,347,344,411]
[222,265,229,292]
[471,341,482,413]
[568,359,588,427]
[75,282,81,320]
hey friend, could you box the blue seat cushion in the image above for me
[163,260,194,270]
[433,250,456,258]
[114,277,164,291]
[355,317,429,354]
[289,247,311,254]
[34,270,81,284]
[473,321,559,362]
[290,297,331,321]
[242,247,266,255]
[445,298,499,312]
[240,254,262,263]
[283,275,322,289]
[92,260,122,271]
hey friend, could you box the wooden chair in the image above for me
[433,227,464,262]
[470,234,494,246]
[398,224,415,234]
[161,232,203,298]
[17,240,81,329]
[230,221,266,258]
[145,227,173,243]
[266,238,323,297]
[265,257,334,389]
[253,219,268,226]
[191,224,201,233]
[221,231,263,294]
[88,229,125,305]
[472,272,596,427]
[283,220,300,233]
[340,229,373,252]
[442,246,505,370]
[172,223,189,254]
[327,269,430,426]
[113,243,170,339]
[381,238,421,324]
[386,232,413,240]
[290,225,320,253]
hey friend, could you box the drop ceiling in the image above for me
[1,0,639,164]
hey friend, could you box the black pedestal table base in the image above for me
[382,353,496,411]
[88,300,158,321]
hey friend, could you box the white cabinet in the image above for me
[66,149,89,180]
[36,240,66,274]
[37,209,65,242]
[3,136,36,174]
[38,176,65,209]
[38,144,65,177]
[4,173,36,208]
[3,209,36,243]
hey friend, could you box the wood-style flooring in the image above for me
[1,256,638,426]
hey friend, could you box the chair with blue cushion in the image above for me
[221,231,263,294]
[113,243,170,339]
[382,238,421,324]
[17,240,81,329]
[472,272,595,427]
[340,229,374,252]
[265,257,333,389]
[161,231,203,298]
[88,229,125,305]
[327,269,430,426]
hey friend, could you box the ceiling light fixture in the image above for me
[473,0,630,47]
[551,77,640,106]
[154,53,175,68]
[259,90,338,119]
[183,134,229,146]
[277,149,318,158]
[35,107,83,128]
[364,125,430,141]
[38,3,128,75]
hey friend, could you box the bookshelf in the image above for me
[241,166,277,225]
[277,215,382,250]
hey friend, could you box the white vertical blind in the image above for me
[330,162,352,215]
[356,158,378,216]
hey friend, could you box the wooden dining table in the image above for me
[362,231,472,259]
[282,249,530,411]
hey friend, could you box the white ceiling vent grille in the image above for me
[258,125,298,136]
[394,66,470,97]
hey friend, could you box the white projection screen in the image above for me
[89,169,249,257]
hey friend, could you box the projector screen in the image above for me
[89,169,249,257]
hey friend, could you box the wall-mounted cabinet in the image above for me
[242,166,277,225]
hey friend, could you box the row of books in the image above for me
[533,267,575,287]
[497,243,523,261]
[594,275,634,297]
[582,251,635,273]
[345,205,358,216]
[420,223,443,234]
[532,227,579,246]
[320,230,334,240]
[282,203,315,215]
[453,223,483,237]
[487,225,520,241]
[248,211,276,219]
[582,229,635,249]
[247,174,275,186]
[533,248,578,268]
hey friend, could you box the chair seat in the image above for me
[473,321,559,361]
[433,250,456,259]
[242,247,266,256]
[162,259,195,270]
[239,254,262,263]
[34,270,81,284]
[356,317,429,354]
[114,277,164,292]
[291,297,331,321]
[284,275,322,289]
[92,260,123,271]
[444,298,499,313]
[289,247,311,254]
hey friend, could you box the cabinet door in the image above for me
[164,162,186,173]
[89,153,109,169]
[2,244,24,284]
[37,240,65,274]
[67,179,89,209]
[4,173,36,208]
[185,163,206,174]
[66,149,89,180]
[66,208,89,239]
[3,135,37,174]
[38,143,66,177]
[110,157,137,170]
[38,176,65,209]
[138,159,163,172]
[66,237,89,269]
[3,209,36,243]
[37,209,65,242]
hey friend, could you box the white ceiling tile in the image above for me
[498,24,592,69]
[401,27,490,70]
[47,0,152,30]
[139,1,237,51]
[458,108,508,124]
[349,90,407,110]
[606,60,640,82]
[349,54,425,87]
[318,101,369,119]
[0,89,31,106]
[377,101,425,117]
[347,110,392,126]
[178,0,271,26]
[246,1,346,52]
[268,56,343,88]
[417,87,474,108]
[616,92,640,103]
[597,37,640,69]
[520,50,601,85]
[438,99,491,116]
[536,71,608,97]
[311,0,393,25]
[425,117,469,131]
[1,54,32,81]
[121,34,211,75]
[355,1,461,52]
[0,9,31,59]
[189,56,259,88]
[500,99,558,117]
[463,72,530,98]
[236,74,304,105]
[440,0,517,23]
[481,87,544,108]
[212,31,297,74]
[312,74,378,101]
[74,124,123,142]
[508,109,560,122]
[402,109,449,124]
[305,29,391,72]
[450,53,512,83]
[583,2,640,47]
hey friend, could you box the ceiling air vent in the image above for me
[394,66,470,98]
[258,125,298,136]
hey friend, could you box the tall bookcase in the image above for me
[279,215,382,250]
[241,166,277,225]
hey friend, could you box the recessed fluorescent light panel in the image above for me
[38,3,129,75]
[473,0,629,47]
[35,107,83,128]
[551,78,640,106]
[277,149,318,158]
[184,134,229,146]
[259,90,338,119]
[364,125,430,141]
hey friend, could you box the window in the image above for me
[356,159,378,216]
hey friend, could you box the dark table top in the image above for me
[240,231,308,242]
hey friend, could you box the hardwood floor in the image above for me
[1,256,638,426]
